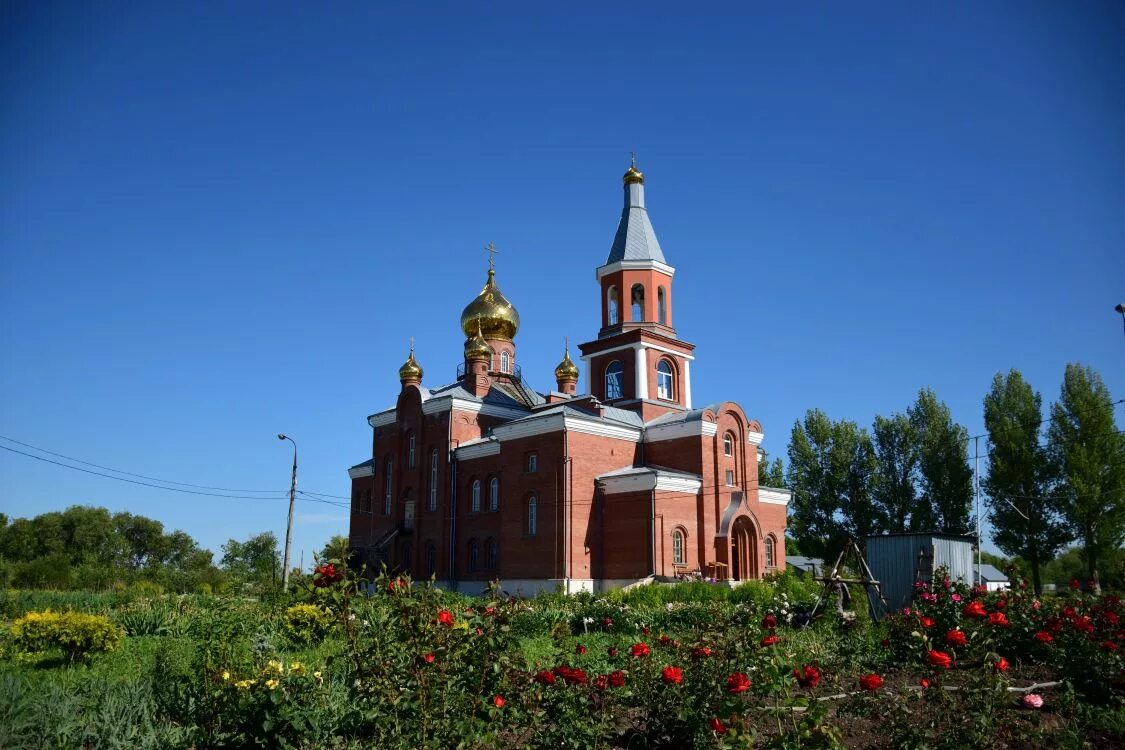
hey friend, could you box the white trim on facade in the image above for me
[683,359,692,409]
[634,344,649,400]
[747,431,764,446]
[644,419,718,443]
[595,259,676,281]
[347,464,374,479]
[370,410,397,427]
[578,340,695,364]
[597,467,703,495]
[759,488,792,506]
[490,411,642,443]
[455,439,501,461]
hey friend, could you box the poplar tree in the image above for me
[758,453,786,488]
[872,412,920,532]
[983,370,1070,594]
[1047,364,1125,592]
[909,389,974,534]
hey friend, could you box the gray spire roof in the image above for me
[606,181,667,264]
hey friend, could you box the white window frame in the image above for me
[527,495,537,536]
[672,529,685,565]
[607,286,619,325]
[765,536,775,568]
[500,350,510,373]
[489,477,499,512]
[723,433,734,456]
[605,361,624,400]
[527,453,537,473]
[471,480,481,513]
[657,360,673,400]
[725,469,735,487]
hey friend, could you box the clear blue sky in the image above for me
[2,2,1123,565]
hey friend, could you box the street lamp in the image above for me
[278,433,297,591]
[1115,304,1125,337]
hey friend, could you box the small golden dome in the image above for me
[554,345,579,382]
[623,164,644,185]
[398,348,423,382]
[460,268,520,341]
[464,319,492,360]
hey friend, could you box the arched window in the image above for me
[468,539,479,572]
[408,433,416,467]
[657,360,674,400]
[630,283,645,321]
[658,286,667,325]
[723,433,734,457]
[384,458,393,515]
[527,494,538,536]
[765,536,776,569]
[672,529,685,565]
[607,286,619,325]
[500,350,510,373]
[605,360,624,399]
[425,541,437,577]
[471,480,481,512]
[485,538,498,570]
[489,477,499,511]
[429,449,439,511]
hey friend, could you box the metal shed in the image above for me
[864,533,975,613]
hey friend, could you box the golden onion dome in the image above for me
[623,165,644,185]
[460,268,520,341]
[398,348,423,382]
[464,319,492,360]
[554,345,579,381]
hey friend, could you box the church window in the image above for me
[723,433,734,456]
[384,459,393,515]
[607,286,619,325]
[725,469,735,486]
[408,433,416,467]
[468,539,479,572]
[471,480,481,512]
[429,449,439,511]
[672,529,685,565]
[485,538,498,570]
[765,536,776,568]
[657,360,674,400]
[500,350,510,373]
[630,284,645,321]
[658,286,667,325]
[489,477,499,511]
[605,361,624,399]
[425,541,437,577]
[527,494,538,536]
[527,453,538,473]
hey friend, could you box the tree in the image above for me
[909,389,974,534]
[786,410,884,559]
[871,413,920,532]
[983,370,1071,594]
[757,453,786,488]
[1047,363,1125,592]
[318,534,351,564]
[221,531,280,588]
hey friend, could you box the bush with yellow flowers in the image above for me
[283,602,332,644]
[10,609,124,664]
[215,658,330,747]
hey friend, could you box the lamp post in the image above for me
[1116,303,1125,337]
[278,433,297,591]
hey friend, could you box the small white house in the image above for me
[974,563,1010,592]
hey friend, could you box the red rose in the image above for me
[661,666,683,685]
[919,677,932,689]
[609,670,625,687]
[927,650,953,669]
[603,617,614,627]
[607,647,619,658]
[485,607,496,616]
[1034,631,1053,644]
[535,670,556,685]
[920,616,935,628]
[692,646,712,659]
[436,610,454,626]
[475,627,483,636]
[1102,641,1118,652]
[710,717,728,735]
[762,613,778,629]
[642,627,651,635]
[423,653,435,664]
[859,673,884,692]
[493,695,505,708]
[726,672,752,694]
[593,674,608,690]
[631,642,650,658]
[1069,579,1081,590]
[945,630,968,647]
[988,612,1010,628]
[1073,616,1095,634]
[794,664,821,688]
[963,601,988,618]
[994,598,1007,610]
[994,657,1010,672]
[313,563,343,587]
[659,634,671,646]
[760,634,781,647]
[576,644,587,655]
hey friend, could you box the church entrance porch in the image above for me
[730,516,758,581]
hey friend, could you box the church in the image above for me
[347,161,789,594]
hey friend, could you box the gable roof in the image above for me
[974,563,1009,582]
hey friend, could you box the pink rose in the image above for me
[1021,694,1044,709]
[951,594,962,602]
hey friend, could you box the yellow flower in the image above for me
[235,679,254,690]
[266,659,283,674]
[265,679,279,690]
[313,670,323,682]
[222,671,231,681]
[288,662,303,674]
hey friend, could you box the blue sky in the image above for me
[2,2,1122,565]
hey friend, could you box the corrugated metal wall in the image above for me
[865,534,974,612]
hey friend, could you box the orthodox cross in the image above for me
[409,336,415,355]
[630,151,636,169]
[486,241,498,271]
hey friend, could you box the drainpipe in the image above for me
[563,426,570,588]
[448,450,458,590]
[650,487,657,579]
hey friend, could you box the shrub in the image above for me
[11,609,124,663]
[284,603,332,644]
[130,580,165,598]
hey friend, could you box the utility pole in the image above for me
[278,433,298,591]
[974,435,981,587]
[1116,303,1125,337]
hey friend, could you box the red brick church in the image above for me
[347,161,789,594]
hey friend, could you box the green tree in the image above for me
[1047,363,1125,592]
[318,534,351,564]
[221,531,280,589]
[871,413,920,532]
[786,410,884,559]
[909,388,974,533]
[757,452,786,488]
[983,370,1071,594]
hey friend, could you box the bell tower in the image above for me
[578,159,695,421]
